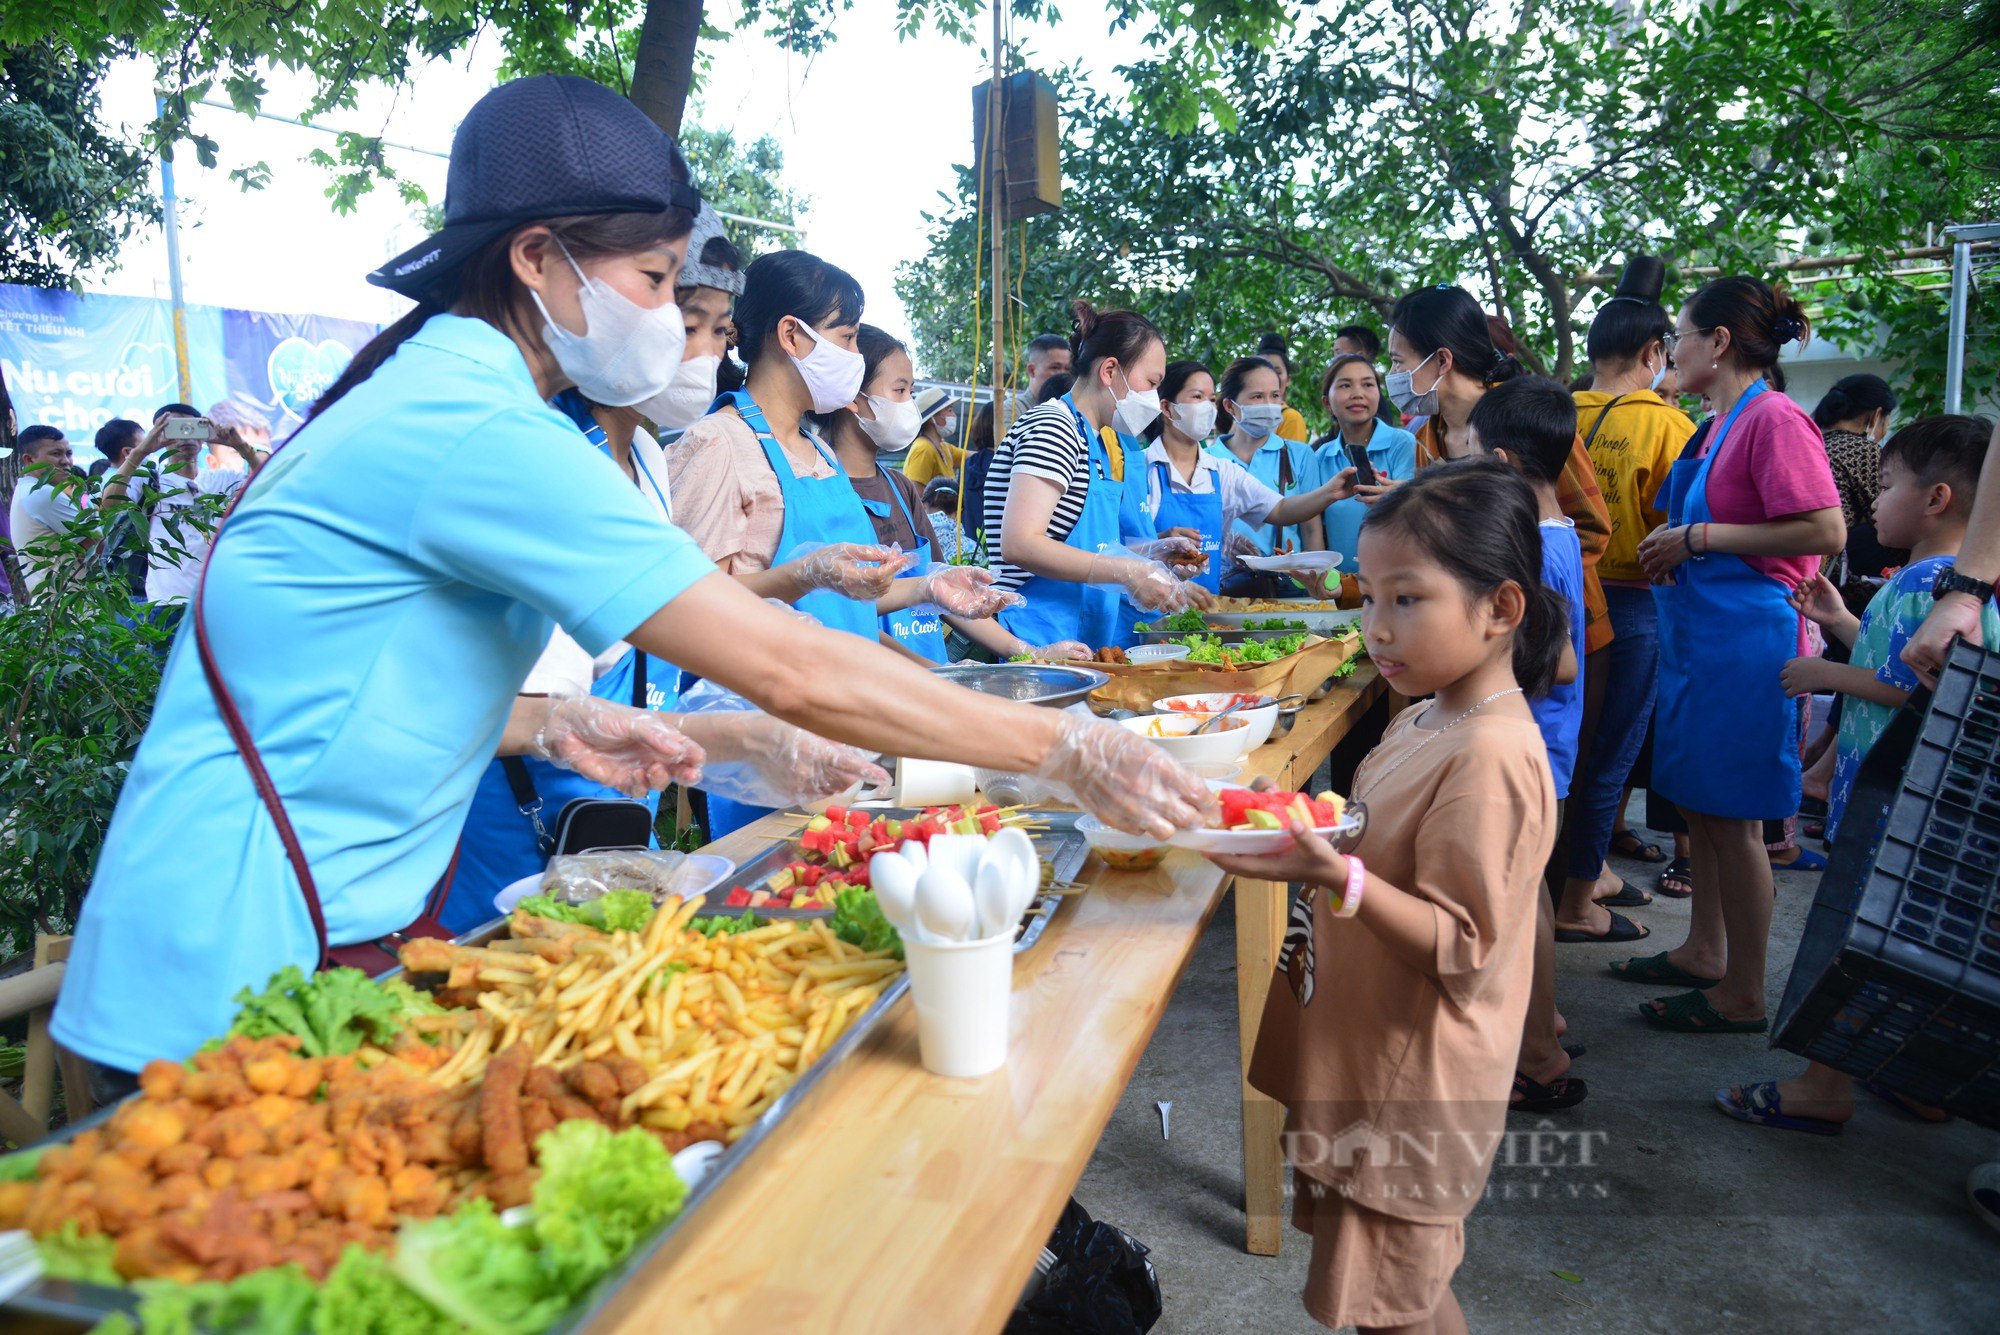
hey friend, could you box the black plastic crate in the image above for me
[1773,639,2000,1126]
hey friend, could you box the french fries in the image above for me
[399,897,902,1139]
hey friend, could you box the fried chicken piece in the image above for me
[567,1060,621,1117]
[520,1098,557,1148]
[153,1140,210,1178]
[523,1065,563,1102]
[396,937,461,975]
[138,1060,185,1101]
[236,1154,304,1197]
[243,1053,295,1095]
[548,1093,608,1127]
[114,1222,202,1283]
[479,1042,532,1176]
[0,1180,30,1230]
[153,1172,207,1214]
[192,1107,266,1159]
[448,1102,484,1163]
[604,1054,650,1097]
[93,1178,161,1231]
[480,1170,539,1211]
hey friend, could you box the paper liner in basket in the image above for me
[1079,632,1361,712]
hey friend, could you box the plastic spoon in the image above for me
[974,857,1019,940]
[986,827,1043,923]
[869,851,921,937]
[915,865,977,942]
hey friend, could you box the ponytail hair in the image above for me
[1685,275,1811,372]
[308,206,696,424]
[1812,373,1896,430]
[1069,299,1163,381]
[1389,285,1522,387]
[1360,457,1568,698]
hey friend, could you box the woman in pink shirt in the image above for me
[1619,277,1844,1036]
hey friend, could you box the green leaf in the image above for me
[1552,1270,1585,1283]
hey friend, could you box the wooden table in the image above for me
[592,664,1385,1334]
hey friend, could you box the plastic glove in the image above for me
[1034,709,1217,839]
[529,696,706,799]
[1033,640,1093,661]
[678,711,892,808]
[1133,535,1201,564]
[790,542,915,600]
[915,563,1023,617]
[1094,555,1207,614]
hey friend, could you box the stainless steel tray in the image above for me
[1,817,1090,1332]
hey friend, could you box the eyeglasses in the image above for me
[1663,327,1712,355]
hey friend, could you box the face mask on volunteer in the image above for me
[532,240,686,406]
[1384,349,1441,418]
[1649,361,1668,393]
[789,319,867,414]
[1111,368,1162,436]
[855,394,925,451]
[636,354,721,430]
[1232,403,1286,440]
[1171,400,1218,441]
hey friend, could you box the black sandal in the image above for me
[1512,1070,1589,1112]
[1610,830,1666,863]
[1656,856,1693,899]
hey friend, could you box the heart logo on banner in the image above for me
[118,342,178,401]
[266,337,354,424]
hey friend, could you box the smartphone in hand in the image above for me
[162,417,216,442]
[1344,440,1377,488]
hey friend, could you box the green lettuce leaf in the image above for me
[37,1221,122,1286]
[830,887,903,959]
[391,1200,560,1335]
[515,891,655,933]
[228,966,433,1058]
[688,913,766,937]
[126,1264,319,1335]
[0,1146,47,1182]
[528,1122,686,1299]
[311,1246,461,1335]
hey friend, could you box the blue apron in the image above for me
[1652,382,1802,819]
[1209,435,1311,555]
[999,394,1129,650]
[859,465,949,663]
[706,388,884,839]
[1134,459,1224,595]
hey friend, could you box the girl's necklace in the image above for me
[1353,687,1524,802]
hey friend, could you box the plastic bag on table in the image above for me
[1004,1198,1162,1335]
[540,849,696,905]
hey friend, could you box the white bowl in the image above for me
[1152,692,1279,750]
[1076,814,1172,870]
[1126,643,1190,664]
[1118,712,1256,765]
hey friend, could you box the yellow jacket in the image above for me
[902,436,966,487]
[1574,389,1694,583]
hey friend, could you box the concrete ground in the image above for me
[1075,833,2000,1334]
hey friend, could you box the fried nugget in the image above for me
[478,1042,531,1176]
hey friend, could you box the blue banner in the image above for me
[0,284,378,461]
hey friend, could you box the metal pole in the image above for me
[157,96,193,404]
[989,3,1008,443]
[1944,238,1971,416]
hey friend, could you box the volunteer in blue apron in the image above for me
[667,250,1019,835]
[986,301,1211,650]
[52,75,1217,1089]
[1208,356,1328,596]
[1630,275,1843,1036]
[823,324,1088,664]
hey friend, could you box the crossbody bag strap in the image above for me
[1582,395,1628,453]
[191,485,333,967]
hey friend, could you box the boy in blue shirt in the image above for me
[1720,414,1998,1136]
[1470,375,1592,1111]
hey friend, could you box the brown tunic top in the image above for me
[1249,703,1555,1222]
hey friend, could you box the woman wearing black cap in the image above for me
[50,75,1214,1091]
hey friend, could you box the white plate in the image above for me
[492,853,736,916]
[1169,813,1361,855]
[1238,551,1342,574]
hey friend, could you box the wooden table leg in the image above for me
[1235,874,1288,1256]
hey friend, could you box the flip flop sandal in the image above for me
[1773,846,1828,872]
[1713,1081,1843,1135]
[1969,1163,2000,1237]
[1562,1042,1587,1060]
[1595,881,1654,908]
[1513,1070,1589,1112]
[1640,990,1768,1034]
[1555,911,1650,944]
[1655,856,1693,899]
[1859,1078,1953,1123]
[1609,831,1667,863]
[1608,951,1720,988]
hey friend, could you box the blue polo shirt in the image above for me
[53,315,716,1070]
[1314,422,1419,564]
[1207,435,1315,555]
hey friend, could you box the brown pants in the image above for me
[1293,1178,1465,1330]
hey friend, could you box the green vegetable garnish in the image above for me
[1170,631,1312,664]
[227,966,442,1059]
[515,889,656,933]
[1240,616,1308,631]
[35,1221,122,1286]
[688,913,767,936]
[830,886,903,959]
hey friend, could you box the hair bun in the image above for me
[1772,314,1805,345]
[1070,298,1100,341]
[1614,255,1667,304]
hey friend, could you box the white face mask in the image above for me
[1169,400,1217,441]
[1112,368,1162,436]
[636,354,721,430]
[855,393,925,451]
[790,320,867,414]
[1233,403,1286,440]
[531,243,686,407]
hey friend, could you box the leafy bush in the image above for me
[0,470,222,956]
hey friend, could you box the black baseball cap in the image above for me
[368,75,701,301]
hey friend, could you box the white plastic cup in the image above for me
[893,758,980,806]
[902,931,1014,1077]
